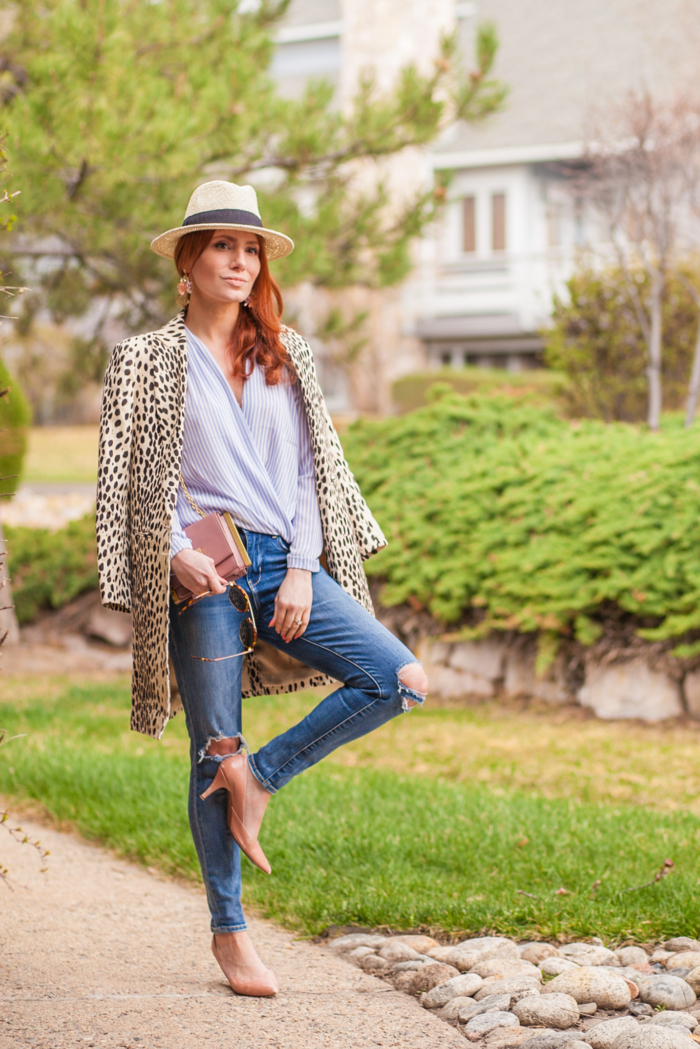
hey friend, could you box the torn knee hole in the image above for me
[201,733,244,762]
[398,663,429,695]
[397,662,429,711]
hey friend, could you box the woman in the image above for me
[96,181,428,998]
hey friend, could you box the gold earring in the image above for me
[177,274,192,296]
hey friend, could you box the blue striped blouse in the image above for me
[170,327,323,572]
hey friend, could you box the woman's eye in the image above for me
[214,241,229,249]
[247,246,258,254]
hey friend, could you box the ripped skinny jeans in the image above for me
[169,530,424,934]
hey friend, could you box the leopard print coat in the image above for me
[96,311,387,739]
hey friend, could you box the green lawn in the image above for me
[23,426,99,483]
[2,678,699,941]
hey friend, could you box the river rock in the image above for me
[649,1013,697,1030]
[421,972,484,1008]
[348,945,376,961]
[427,945,458,962]
[585,1018,640,1049]
[361,954,389,972]
[667,954,700,972]
[379,941,419,964]
[456,994,514,1022]
[391,958,437,972]
[465,1011,520,1040]
[522,944,562,965]
[521,1031,593,1049]
[476,975,542,1001]
[439,996,478,1020]
[610,1025,693,1049]
[541,958,582,976]
[636,975,696,1010]
[579,1004,598,1016]
[628,1003,654,1017]
[448,938,521,972]
[616,949,650,967]
[560,944,617,967]
[665,940,700,954]
[474,959,543,980]
[652,951,676,964]
[543,967,631,1009]
[405,963,460,995]
[683,967,700,994]
[513,993,579,1029]
[391,934,440,953]
[331,933,387,951]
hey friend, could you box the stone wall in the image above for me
[415,634,698,722]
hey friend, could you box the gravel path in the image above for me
[0,814,463,1049]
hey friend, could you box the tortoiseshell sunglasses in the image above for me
[179,582,257,662]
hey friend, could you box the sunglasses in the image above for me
[179,582,257,662]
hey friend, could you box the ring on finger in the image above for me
[293,617,303,625]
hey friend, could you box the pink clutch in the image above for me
[170,511,251,603]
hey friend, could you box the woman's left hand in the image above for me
[270,568,313,642]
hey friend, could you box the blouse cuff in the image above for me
[287,553,320,573]
[170,532,193,561]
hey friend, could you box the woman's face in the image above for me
[189,229,262,305]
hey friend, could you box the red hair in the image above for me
[174,229,293,385]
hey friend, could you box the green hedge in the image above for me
[0,358,31,497]
[5,513,98,623]
[343,389,700,657]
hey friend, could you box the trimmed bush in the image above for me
[0,357,31,497]
[5,513,97,623]
[343,389,700,655]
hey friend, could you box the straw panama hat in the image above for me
[150,181,294,261]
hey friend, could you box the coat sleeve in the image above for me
[95,340,137,613]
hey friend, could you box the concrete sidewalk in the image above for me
[0,814,462,1049]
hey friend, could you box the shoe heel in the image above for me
[200,764,226,801]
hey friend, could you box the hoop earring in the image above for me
[177,273,192,297]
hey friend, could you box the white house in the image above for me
[273,0,700,401]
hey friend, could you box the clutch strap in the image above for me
[179,473,207,520]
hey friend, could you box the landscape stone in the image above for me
[683,671,700,720]
[579,1004,598,1016]
[652,951,676,964]
[522,944,562,965]
[348,945,376,961]
[438,996,478,1020]
[503,646,570,704]
[665,940,700,954]
[512,993,580,1029]
[541,958,582,976]
[426,945,457,963]
[635,975,696,1010]
[474,958,543,981]
[666,954,700,972]
[379,941,419,963]
[465,1011,520,1040]
[331,933,388,951]
[476,975,542,1001]
[566,1043,594,1049]
[585,1017,640,1049]
[391,959,436,972]
[628,1003,654,1017]
[578,659,683,721]
[405,962,460,995]
[683,967,700,995]
[616,949,650,968]
[391,934,439,953]
[361,954,389,972]
[421,972,484,1008]
[543,967,632,1009]
[482,1028,536,1049]
[649,1014,697,1030]
[521,1031,593,1049]
[559,945,617,967]
[610,1025,693,1049]
[447,938,521,971]
[459,994,516,1022]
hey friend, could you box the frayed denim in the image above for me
[169,531,423,933]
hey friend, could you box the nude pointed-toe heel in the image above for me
[200,754,272,875]
[211,937,279,997]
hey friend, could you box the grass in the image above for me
[391,368,564,415]
[23,425,99,483]
[2,676,700,941]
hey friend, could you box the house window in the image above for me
[492,192,506,252]
[462,196,476,253]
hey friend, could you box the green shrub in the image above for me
[544,265,700,422]
[5,513,97,623]
[392,367,564,414]
[0,357,31,497]
[343,390,700,654]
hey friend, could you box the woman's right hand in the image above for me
[171,549,228,596]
